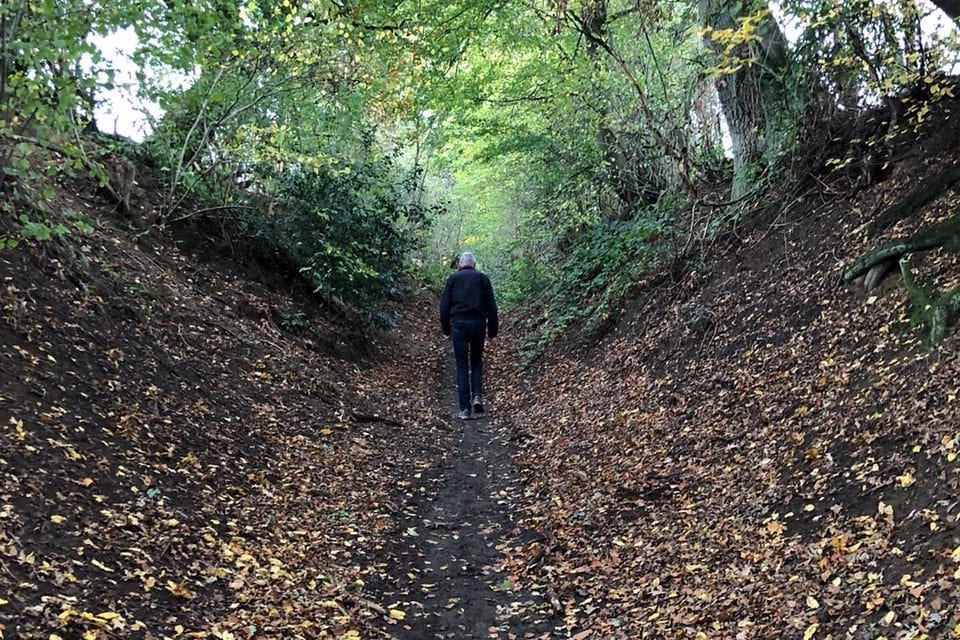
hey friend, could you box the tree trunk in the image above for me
[901,258,960,343]
[698,0,789,196]
[0,4,26,105]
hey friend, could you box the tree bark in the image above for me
[901,258,960,343]
[844,212,960,282]
[870,162,960,234]
[698,0,789,196]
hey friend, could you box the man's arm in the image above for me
[439,277,453,336]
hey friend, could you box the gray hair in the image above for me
[459,252,476,268]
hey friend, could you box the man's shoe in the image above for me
[457,409,471,420]
[472,396,485,414]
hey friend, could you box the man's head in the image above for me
[459,252,476,268]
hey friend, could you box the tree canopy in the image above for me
[2,0,960,321]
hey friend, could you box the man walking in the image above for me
[440,252,499,419]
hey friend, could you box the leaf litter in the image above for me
[0,178,457,639]
[497,135,960,639]
[6,108,960,640]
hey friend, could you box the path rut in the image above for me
[367,341,564,639]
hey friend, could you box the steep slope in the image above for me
[500,112,960,637]
[0,176,452,638]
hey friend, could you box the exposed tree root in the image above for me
[863,260,895,291]
[845,161,960,340]
[844,212,960,283]
[870,161,960,234]
[900,257,960,343]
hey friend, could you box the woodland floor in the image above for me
[364,354,565,640]
[7,103,960,640]
[0,172,574,639]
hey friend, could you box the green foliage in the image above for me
[786,0,944,101]
[784,0,958,165]
[422,1,714,327]
[14,207,95,243]
[7,0,960,342]
[518,205,671,359]
[263,150,426,310]
[275,309,310,332]
[129,0,458,317]
[900,257,960,344]
[0,1,139,182]
[18,215,69,241]
[0,0,151,246]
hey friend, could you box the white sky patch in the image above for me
[918,0,960,73]
[771,0,959,48]
[93,4,958,144]
[90,27,196,142]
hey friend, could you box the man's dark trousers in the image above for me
[451,318,486,411]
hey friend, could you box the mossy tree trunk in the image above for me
[846,162,960,342]
[900,258,960,343]
[698,0,790,197]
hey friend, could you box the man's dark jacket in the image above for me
[440,266,498,338]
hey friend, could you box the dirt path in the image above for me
[366,343,565,640]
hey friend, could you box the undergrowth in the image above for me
[518,207,672,360]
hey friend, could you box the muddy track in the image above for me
[366,342,564,639]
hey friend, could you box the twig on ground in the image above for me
[350,412,407,429]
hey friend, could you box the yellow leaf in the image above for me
[0,598,8,605]
[765,520,786,535]
[59,607,78,621]
[50,515,66,524]
[807,595,819,609]
[97,611,121,620]
[79,477,94,487]
[896,472,916,487]
[166,580,193,599]
[320,428,333,436]
[341,632,361,640]
[803,622,819,640]
[389,608,406,620]
[91,559,114,573]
